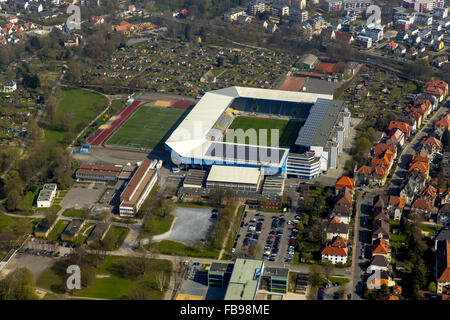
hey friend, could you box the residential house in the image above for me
[435,113,450,129]
[436,239,450,294]
[335,176,355,194]
[321,245,348,265]
[424,79,449,102]
[321,28,336,41]
[438,203,450,225]
[387,196,406,220]
[3,80,17,93]
[388,121,411,138]
[386,129,405,147]
[372,219,390,244]
[90,16,104,24]
[356,35,372,48]
[366,270,395,289]
[411,197,433,219]
[367,255,389,274]
[400,169,427,204]
[438,188,450,205]
[326,221,349,240]
[420,136,442,154]
[373,143,397,158]
[372,238,390,260]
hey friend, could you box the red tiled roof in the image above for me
[412,198,433,211]
[373,143,397,157]
[278,76,306,92]
[437,240,450,282]
[321,246,348,256]
[331,236,348,248]
[373,238,389,255]
[336,176,355,190]
[388,196,405,210]
[388,121,410,135]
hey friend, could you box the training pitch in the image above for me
[106,106,186,150]
[227,116,304,148]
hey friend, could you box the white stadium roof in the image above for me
[206,165,261,185]
[165,86,333,166]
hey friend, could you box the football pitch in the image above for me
[227,116,304,148]
[106,106,186,150]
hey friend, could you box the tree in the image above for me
[309,265,325,287]
[428,281,436,293]
[0,268,38,300]
[322,261,334,281]
[443,129,450,152]
[6,189,21,211]
[155,271,167,292]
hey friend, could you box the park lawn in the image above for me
[0,213,40,230]
[73,223,95,244]
[420,224,441,238]
[74,255,171,300]
[103,226,129,250]
[150,214,175,236]
[152,240,220,259]
[62,208,85,218]
[227,116,304,148]
[37,267,66,294]
[47,220,69,241]
[329,276,350,285]
[106,106,186,150]
[44,88,108,145]
[35,205,62,215]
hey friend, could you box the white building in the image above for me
[37,184,57,208]
[321,246,348,264]
[3,80,17,93]
[270,3,289,17]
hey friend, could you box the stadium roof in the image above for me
[295,99,344,148]
[166,86,332,166]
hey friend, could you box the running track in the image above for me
[86,100,142,147]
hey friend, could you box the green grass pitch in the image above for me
[227,116,304,148]
[106,106,186,150]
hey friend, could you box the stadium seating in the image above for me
[230,98,312,120]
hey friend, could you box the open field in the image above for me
[102,226,129,251]
[227,116,303,147]
[152,240,220,259]
[106,106,186,150]
[47,220,69,241]
[37,255,171,299]
[44,88,108,145]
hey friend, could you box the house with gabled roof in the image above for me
[388,121,411,138]
[386,129,405,147]
[367,255,389,274]
[321,246,348,265]
[372,143,397,158]
[420,136,442,154]
[436,240,450,294]
[372,219,390,244]
[372,238,390,259]
[387,196,406,221]
[326,221,349,240]
[411,197,434,220]
[335,176,355,194]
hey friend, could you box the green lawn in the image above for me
[420,224,441,238]
[106,106,186,150]
[61,208,85,218]
[47,220,69,241]
[102,226,129,250]
[38,255,172,300]
[150,214,175,236]
[329,276,350,285]
[73,223,95,244]
[152,240,220,259]
[227,116,304,148]
[44,88,108,144]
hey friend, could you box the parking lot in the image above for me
[60,181,107,209]
[231,210,301,266]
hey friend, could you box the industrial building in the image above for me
[166,86,350,180]
[75,164,133,182]
[183,169,207,188]
[206,165,262,192]
[119,159,158,216]
[260,267,289,294]
[37,184,57,208]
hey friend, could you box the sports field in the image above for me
[106,106,186,150]
[227,116,304,148]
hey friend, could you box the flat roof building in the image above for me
[76,164,123,181]
[208,262,235,287]
[60,219,85,242]
[183,169,207,188]
[86,223,111,245]
[224,258,264,300]
[37,184,57,208]
[119,159,158,216]
[206,165,262,192]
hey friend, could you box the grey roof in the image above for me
[327,222,349,234]
[86,223,109,243]
[370,255,388,267]
[302,78,338,95]
[295,99,344,148]
[263,267,289,278]
[61,219,84,239]
[210,262,234,273]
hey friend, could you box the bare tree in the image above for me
[155,271,167,292]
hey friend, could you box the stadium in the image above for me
[165,86,351,180]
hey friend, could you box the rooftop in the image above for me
[207,165,261,185]
[224,258,264,300]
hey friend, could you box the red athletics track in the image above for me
[86,100,142,147]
